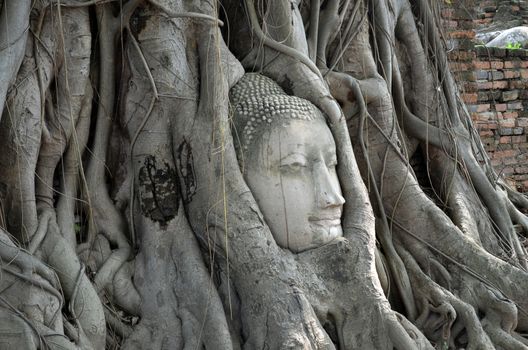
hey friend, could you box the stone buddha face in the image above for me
[231,74,345,253]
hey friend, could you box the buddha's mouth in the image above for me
[308,216,341,227]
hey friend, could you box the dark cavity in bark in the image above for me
[138,155,180,226]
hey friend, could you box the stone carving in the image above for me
[230,73,345,253]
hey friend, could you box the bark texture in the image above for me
[0,0,526,349]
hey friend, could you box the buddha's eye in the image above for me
[280,161,306,173]
[280,154,307,173]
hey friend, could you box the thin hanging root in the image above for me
[396,244,496,350]
[370,0,393,87]
[414,0,462,128]
[84,3,118,232]
[315,0,339,68]
[126,24,159,248]
[85,4,129,249]
[56,81,92,249]
[307,0,320,63]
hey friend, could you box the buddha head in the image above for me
[230,74,345,253]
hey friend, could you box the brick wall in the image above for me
[443,1,528,191]
[473,0,528,28]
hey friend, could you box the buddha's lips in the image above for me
[308,215,341,226]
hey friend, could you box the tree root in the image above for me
[35,6,91,221]
[85,3,129,250]
[94,247,140,315]
[0,227,59,289]
[397,244,496,349]
[56,81,92,249]
[39,214,106,349]
[0,1,31,118]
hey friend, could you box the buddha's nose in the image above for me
[315,164,345,209]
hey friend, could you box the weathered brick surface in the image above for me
[443,0,528,191]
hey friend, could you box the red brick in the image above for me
[494,150,516,158]
[441,8,454,18]
[504,61,519,69]
[476,104,491,112]
[504,158,518,166]
[450,62,471,71]
[449,30,475,39]
[442,20,458,29]
[500,136,512,144]
[474,19,492,25]
[513,135,527,144]
[462,93,478,103]
[509,80,528,89]
[491,158,502,166]
[458,51,476,60]
[463,82,479,92]
[492,81,508,89]
[517,118,528,127]
[495,104,507,112]
[499,119,515,128]
[474,61,490,69]
[487,121,498,129]
[503,112,519,119]
[475,112,496,121]
[507,102,524,110]
[490,61,504,69]
[477,81,492,90]
[504,70,521,79]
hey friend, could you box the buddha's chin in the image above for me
[321,224,343,242]
[310,220,343,238]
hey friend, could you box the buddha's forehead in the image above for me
[252,118,336,160]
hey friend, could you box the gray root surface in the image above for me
[0,0,526,349]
